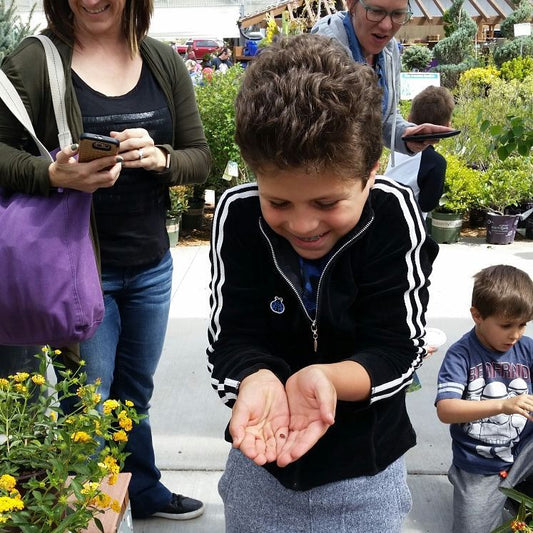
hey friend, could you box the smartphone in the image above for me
[402,129,461,142]
[78,133,120,163]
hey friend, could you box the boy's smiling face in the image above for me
[257,167,376,260]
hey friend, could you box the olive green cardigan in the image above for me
[0,30,211,361]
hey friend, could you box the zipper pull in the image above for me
[311,320,318,353]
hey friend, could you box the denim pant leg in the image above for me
[81,250,173,518]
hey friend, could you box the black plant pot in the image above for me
[0,345,41,378]
[486,213,519,245]
[182,199,205,231]
[468,208,487,228]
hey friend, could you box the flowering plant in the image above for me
[494,487,533,532]
[0,346,141,532]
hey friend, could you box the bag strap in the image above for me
[0,34,71,161]
[31,35,72,149]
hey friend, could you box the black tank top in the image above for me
[72,63,173,267]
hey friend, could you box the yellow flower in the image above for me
[100,456,120,484]
[54,349,61,355]
[0,475,16,492]
[110,499,122,513]
[103,456,119,472]
[12,372,29,383]
[31,374,46,386]
[113,430,128,443]
[125,400,134,407]
[0,378,9,389]
[14,384,27,393]
[118,411,133,432]
[0,495,24,512]
[103,399,120,414]
[81,482,99,495]
[71,431,92,443]
[92,393,101,404]
[49,411,57,422]
[93,492,111,509]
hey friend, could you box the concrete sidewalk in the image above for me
[133,235,533,533]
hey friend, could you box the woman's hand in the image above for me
[229,369,290,466]
[403,123,457,154]
[111,128,168,172]
[49,143,122,193]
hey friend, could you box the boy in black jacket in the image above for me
[207,33,438,532]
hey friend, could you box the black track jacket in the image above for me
[207,177,439,490]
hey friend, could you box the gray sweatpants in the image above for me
[449,438,533,533]
[219,448,412,533]
[448,465,508,533]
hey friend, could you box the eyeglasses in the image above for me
[357,0,413,25]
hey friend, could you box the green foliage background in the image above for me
[194,65,249,195]
[0,0,37,64]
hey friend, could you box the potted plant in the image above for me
[181,184,206,232]
[481,156,533,244]
[0,346,141,531]
[431,154,483,243]
[167,185,189,246]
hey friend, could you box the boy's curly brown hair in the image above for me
[234,33,383,184]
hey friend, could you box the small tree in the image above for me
[432,0,478,88]
[499,0,533,39]
[0,0,37,64]
[401,45,432,71]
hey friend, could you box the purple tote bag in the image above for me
[0,187,104,346]
[0,35,103,346]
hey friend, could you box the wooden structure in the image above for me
[238,0,533,42]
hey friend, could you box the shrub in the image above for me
[499,0,533,39]
[456,66,500,98]
[500,57,533,82]
[401,45,432,71]
[436,153,484,213]
[493,36,533,68]
[194,64,250,196]
[481,156,533,213]
[447,75,533,166]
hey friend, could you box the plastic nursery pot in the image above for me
[526,216,533,240]
[166,215,181,247]
[485,213,519,245]
[430,211,462,244]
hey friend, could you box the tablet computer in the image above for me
[402,129,461,142]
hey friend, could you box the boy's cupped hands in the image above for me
[230,367,337,467]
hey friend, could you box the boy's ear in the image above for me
[470,307,483,325]
[365,162,379,189]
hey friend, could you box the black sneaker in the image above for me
[152,493,205,520]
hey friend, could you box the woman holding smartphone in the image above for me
[0,0,210,522]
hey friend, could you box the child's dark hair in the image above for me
[472,265,533,320]
[234,33,383,183]
[409,85,454,126]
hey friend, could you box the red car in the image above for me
[175,39,220,59]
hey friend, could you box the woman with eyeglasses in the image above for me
[313,0,454,156]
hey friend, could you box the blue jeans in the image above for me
[80,250,173,518]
